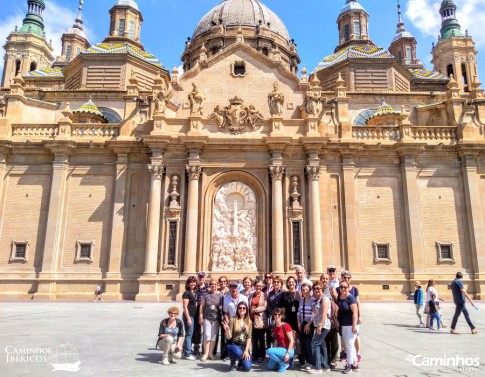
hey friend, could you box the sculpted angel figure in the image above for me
[210,105,226,129]
[304,86,322,116]
[188,82,205,115]
[153,82,170,115]
[268,81,285,116]
[246,105,264,130]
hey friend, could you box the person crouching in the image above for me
[157,306,185,365]
[222,302,253,371]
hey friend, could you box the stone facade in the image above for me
[0,0,484,301]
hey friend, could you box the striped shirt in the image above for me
[297,296,313,324]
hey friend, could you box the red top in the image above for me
[273,322,293,349]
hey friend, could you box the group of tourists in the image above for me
[413,272,479,334]
[157,265,362,374]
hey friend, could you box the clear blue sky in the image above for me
[1,0,484,81]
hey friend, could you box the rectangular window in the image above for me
[15,244,27,259]
[233,61,246,76]
[168,221,177,265]
[76,47,81,56]
[373,241,391,263]
[75,240,94,262]
[118,19,125,37]
[353,21,361,39]
[405,47,412,64]
[65,45,72,61]
[129,21,135,39]
[10,241,29,262]
[437,241,455,263]
[344,24,350,41]
[292,222,301,266]
[110,20,115,35]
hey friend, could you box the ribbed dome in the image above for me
[192,0,290,41]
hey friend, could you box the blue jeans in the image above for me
[312,328,329,370]
[267,347,294,372]
[226,344,252,371]
[451,303,475,330]
[429,312,441,329]
[183,316,194,357]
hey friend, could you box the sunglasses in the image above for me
[328,269,336,272]
[265,276,273,279]
[313,287,322,290]
[169,312,178,315]
[340,286,348,289]
[238,307,247,311]
[343,276,351,279]
[274,313,282,317]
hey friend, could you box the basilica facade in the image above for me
[0,0,484,301]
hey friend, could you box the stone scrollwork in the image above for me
[210,96,264,134]
[148,164,165,179]
[186,164,202,180]
[269,165,285,180]
[305,165,321,181]
[211,181,257,271]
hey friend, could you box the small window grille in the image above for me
[65,45,72,61]
[373,242,391,263]
[437,242,455,263]
[292,222,301,266]
[129,21,135,39]
[75,241,94,262]
[15,244,27,258]
[405,47,412,64]
[168,221,177,265]
[118,19,125,37]
[353,21,361,39]
[344,24,350,41]
[10,241,29,262]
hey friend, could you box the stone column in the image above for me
[400,155,426,281]
[183,164,202,275]
[105,148,131,299]
[144,163,165,274]
[306,165,323,275]
[37,144,74,299]
[341,154,361,271]
[461,153,485,298]
[270,165,285,274]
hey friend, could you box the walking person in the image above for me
[297,282,314,370]
[450,272,479,335]
[266,308,296,372]
[338,280,359,374]
[182,276,198,360]
[414,281,425,327]
[428,293,441,331]
[199,278,222,362]
[426,279,446,328]
[248,279,268,363]
[306,281,331,374]
[157,306,185,365]
[222,302,253,371]
[93,282,103,302]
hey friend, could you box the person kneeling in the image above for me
[222,302,252,371]
[266,308,295,372]
[158,306,185,365]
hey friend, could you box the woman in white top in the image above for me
[426,279,446,328]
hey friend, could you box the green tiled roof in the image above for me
[410,69,447,81]
[83,43,163,68]
[316,45,394,71]
[23,67,64,78]
[73,98,108,121]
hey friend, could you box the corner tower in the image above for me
[1,0,53,87]
[335,0,372,52]
[104,0,144,50]
[431,0,479,92]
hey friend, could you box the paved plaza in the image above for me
[0,300,483,377]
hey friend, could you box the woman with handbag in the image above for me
[157,306,185,365]
[199,278,223,361]
[222,302,253,371]
[249,279,268,363]
[182,276,198,360]
[266,308,295,372]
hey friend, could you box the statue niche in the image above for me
[211,182,257,271]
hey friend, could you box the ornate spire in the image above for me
[439,0,463,39]
[73,0,84,31]
[19,0,46,37]
[396,0,405,33]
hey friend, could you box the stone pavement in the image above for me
[0,300,483,377]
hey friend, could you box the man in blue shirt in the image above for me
[450,272,479,335]
[413,281,425,327]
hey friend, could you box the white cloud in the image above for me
[0,1,94,79]
[406,0,485,46]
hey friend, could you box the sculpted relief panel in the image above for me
[211,182,257,271]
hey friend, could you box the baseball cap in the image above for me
[327,265,336,271]
[197,271,206,278]
[228,280,239,287]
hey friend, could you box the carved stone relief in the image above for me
[210,96,264,134]
[211,181,257,271]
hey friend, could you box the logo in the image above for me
[406,354,480,371]
[48,344,81,372]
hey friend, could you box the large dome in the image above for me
[193,0,290,41]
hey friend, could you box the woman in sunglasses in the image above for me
[266,308,295,372]
[222,302,252,371]
[157,306,185,365]
[337,281,359,374]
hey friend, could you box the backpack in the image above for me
[329,299,339,331]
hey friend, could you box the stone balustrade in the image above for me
[12,124,59,138]
[353,126,401,141]
[11,123,120,140]
[410,126,458,141]
[71,124,120,139]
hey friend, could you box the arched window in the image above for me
[353,109,377,126]
[461,63,469,92]
[29,62,37,72]
[15,60,21,76]
[446,64,454,78]
[262,47,269,57]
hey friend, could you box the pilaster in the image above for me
[270,164,285,275]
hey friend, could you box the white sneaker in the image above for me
[160,357,169,365]
[183,355,196,361]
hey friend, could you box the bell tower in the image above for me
[1,0,53,87]
[104,0,144,50]
[431,0,479,92]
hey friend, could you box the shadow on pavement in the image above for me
[136,352,161,364]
